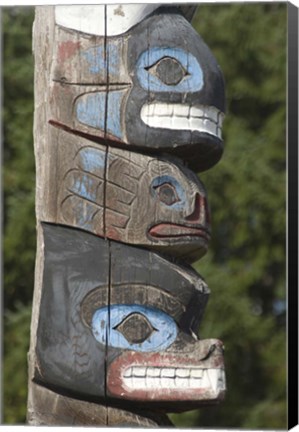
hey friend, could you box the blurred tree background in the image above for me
[2,3,286,428]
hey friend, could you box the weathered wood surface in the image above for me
[29,4,226,426]
[27,382,173,426]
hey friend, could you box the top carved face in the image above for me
[52,7,225,172]
[125,10,226,171]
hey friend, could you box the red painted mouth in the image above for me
[107,343,225,404]
[149,223,211,240]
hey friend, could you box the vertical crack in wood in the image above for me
[106,241,113,426]
[144,22,150,148]
[103,5,110,425]
[103,3,109,240]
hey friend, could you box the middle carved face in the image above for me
[57,131,211,261]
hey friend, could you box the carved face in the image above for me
[58,133,211,261]
[125,10,226,171]
[51,7,225,172]
[136,157,211,257]
[35,224,225,408]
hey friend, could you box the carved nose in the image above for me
[185,193,210,225]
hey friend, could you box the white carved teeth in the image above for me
[147,367,161,377]
[133,367,146,377]
[122,367,226,392]
[161,368,175,377]
[140,103,224,139]
[190,369,203,378]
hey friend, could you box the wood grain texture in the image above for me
[27,382,172,426]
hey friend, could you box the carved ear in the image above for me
[178,6,197,22]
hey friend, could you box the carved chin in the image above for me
[107,350,226,405]
[140,103,224,140]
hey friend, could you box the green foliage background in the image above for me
[3,4,286,428]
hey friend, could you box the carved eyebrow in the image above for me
[80,284,185,328]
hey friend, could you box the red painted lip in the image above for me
[107,348,225,403]
[149,223,211,240]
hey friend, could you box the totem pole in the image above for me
[27,5,226,427]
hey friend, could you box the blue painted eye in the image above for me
[151,175,187,210]
[154,183,179,206]
[137,47,203,92]
[91,304,177,352]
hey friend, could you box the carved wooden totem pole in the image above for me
[28,4,226,427]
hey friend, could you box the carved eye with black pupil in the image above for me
[154,183,179,206]
[147,57,187,86]
[113,313,156,344]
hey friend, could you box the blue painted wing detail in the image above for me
[75,90,125,139]
[79,147,106,172]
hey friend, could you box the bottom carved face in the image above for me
[35,224,225,409]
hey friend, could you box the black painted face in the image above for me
[125,9,226,171]
[51,8,225,171]
[35,223,210,401]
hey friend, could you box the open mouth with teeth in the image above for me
[141,103,224,139]
[123,366,225,392]
[107,345,226,404]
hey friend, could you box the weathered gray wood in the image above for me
[29,5,226,426]
[27,382,172,426]
[28,7,55,424]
